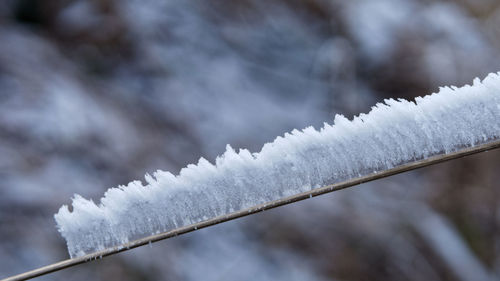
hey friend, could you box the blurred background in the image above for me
[1,0,500,280]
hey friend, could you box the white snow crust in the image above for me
[55,73,500,257]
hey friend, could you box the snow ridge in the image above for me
[55,73,500,257]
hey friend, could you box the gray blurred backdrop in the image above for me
[1,0,500,280]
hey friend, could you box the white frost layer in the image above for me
[55,73,500,257]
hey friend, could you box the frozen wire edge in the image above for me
[5,139,500,281]
[55,72,500,258]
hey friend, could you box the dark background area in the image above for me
[1,0,500,280]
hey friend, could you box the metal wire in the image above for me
[4,139,500,281]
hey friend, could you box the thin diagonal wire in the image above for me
[4,139,500,281]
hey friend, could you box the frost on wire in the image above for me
[55,73,500,258]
